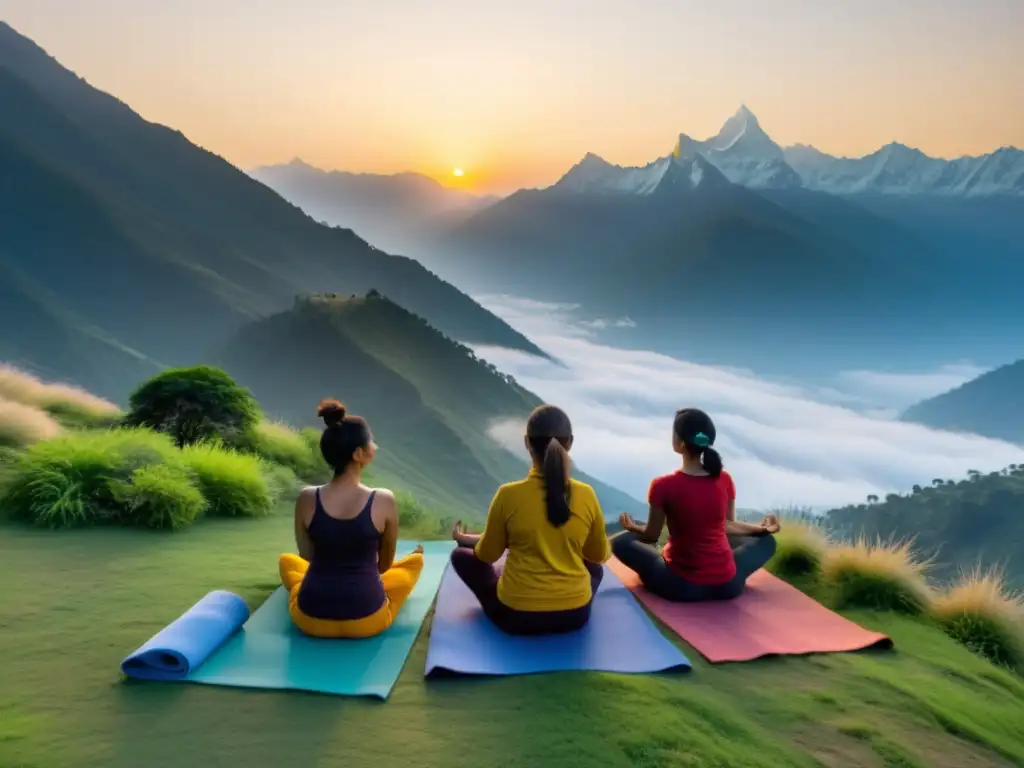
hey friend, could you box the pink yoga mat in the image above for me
[607,559,893,663]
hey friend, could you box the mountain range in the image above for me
[543,105,1024,198]
[248,159,497,256]
[251,107,1023,379]
[410,108,1024,377]
[0,21,540,404]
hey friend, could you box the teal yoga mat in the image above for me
[185,541,453,699]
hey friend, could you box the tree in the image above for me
[866,494,879,504]
[125,366,261,447]
[912,484,923,494]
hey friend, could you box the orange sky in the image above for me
[6,0,1023,195]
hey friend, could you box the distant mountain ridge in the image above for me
[555,106,1023,198]
[248,159,498,256]
[901,359,1024,445]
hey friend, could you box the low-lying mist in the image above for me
[474,296,1024,512]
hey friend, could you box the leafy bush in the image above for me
[931,567,1024,670]
[180,442,275,518]
[0,364,120,426]
[766,520,830,580]
[235,420,330,483]
[112,464,206,530]
[0,428,198,529]
[0,396,62,448]
[125,366,261,447]
[821,537,934,615]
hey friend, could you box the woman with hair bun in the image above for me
[449,404,611,635]
[278,399,424,638]
[612,408,780,602]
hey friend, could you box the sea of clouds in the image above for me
[472,295,1024,513]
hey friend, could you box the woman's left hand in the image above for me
[451,520,466,542]
[760,514,781,534]
[619,512,637,533]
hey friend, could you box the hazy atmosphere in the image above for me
[5,0,1023,194]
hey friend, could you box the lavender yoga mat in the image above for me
[608,558,893,663]
[424,559,691,677]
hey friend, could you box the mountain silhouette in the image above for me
[0,22,542,401]
[249,159,497,256]
[902,359,1024,445]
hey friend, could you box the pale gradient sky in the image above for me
[4,0,1022,194]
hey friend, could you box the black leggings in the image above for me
[612,531,777,602]
[450,546,603,635]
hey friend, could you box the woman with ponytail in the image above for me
[449,404,610,635]
[613,408,780,602]
[278,399,425,638]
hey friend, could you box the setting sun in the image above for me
[452,167,464,177]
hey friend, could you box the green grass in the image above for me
[180,442,276,518]
[1,515,1022,768]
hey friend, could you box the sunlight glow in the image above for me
[452,168,465,177]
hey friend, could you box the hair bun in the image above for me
[317,398,346,427]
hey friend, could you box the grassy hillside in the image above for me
[825,464,1024,589]
[0,22,541,403]
[901,359,1024,445]
[212,292,645,519]
[1,515,1022,768]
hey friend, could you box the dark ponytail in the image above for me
[673,407,723,478]
[526,405,574,528]
[699,446,723,478]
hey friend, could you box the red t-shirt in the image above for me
[648,470,737,585]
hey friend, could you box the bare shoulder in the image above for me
[372,487,396,503]
[371,487,397,513]
[295,486,318,507]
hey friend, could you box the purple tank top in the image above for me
[296,489,386,620]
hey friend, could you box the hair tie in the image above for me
[693,432,710,447]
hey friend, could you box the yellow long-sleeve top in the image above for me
[474,468,611,612]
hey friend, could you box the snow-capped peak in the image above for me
[553,108,1023,199]
[553,150,723,196]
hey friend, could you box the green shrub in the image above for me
[932,568,1024,670]
[0,396,62,448]
[0,364,121,427]
[821,537,934,615]
[180,442,275,518]
[125,366,261,447]
[766,520,829,580]
[0,428,192,529]
[112,464,205,530]
[235,420,329,483]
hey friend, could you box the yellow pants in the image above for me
[278,552,424,639]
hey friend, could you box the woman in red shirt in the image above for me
[612,408,780,601]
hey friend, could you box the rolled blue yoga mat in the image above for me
[120,590,251,681]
